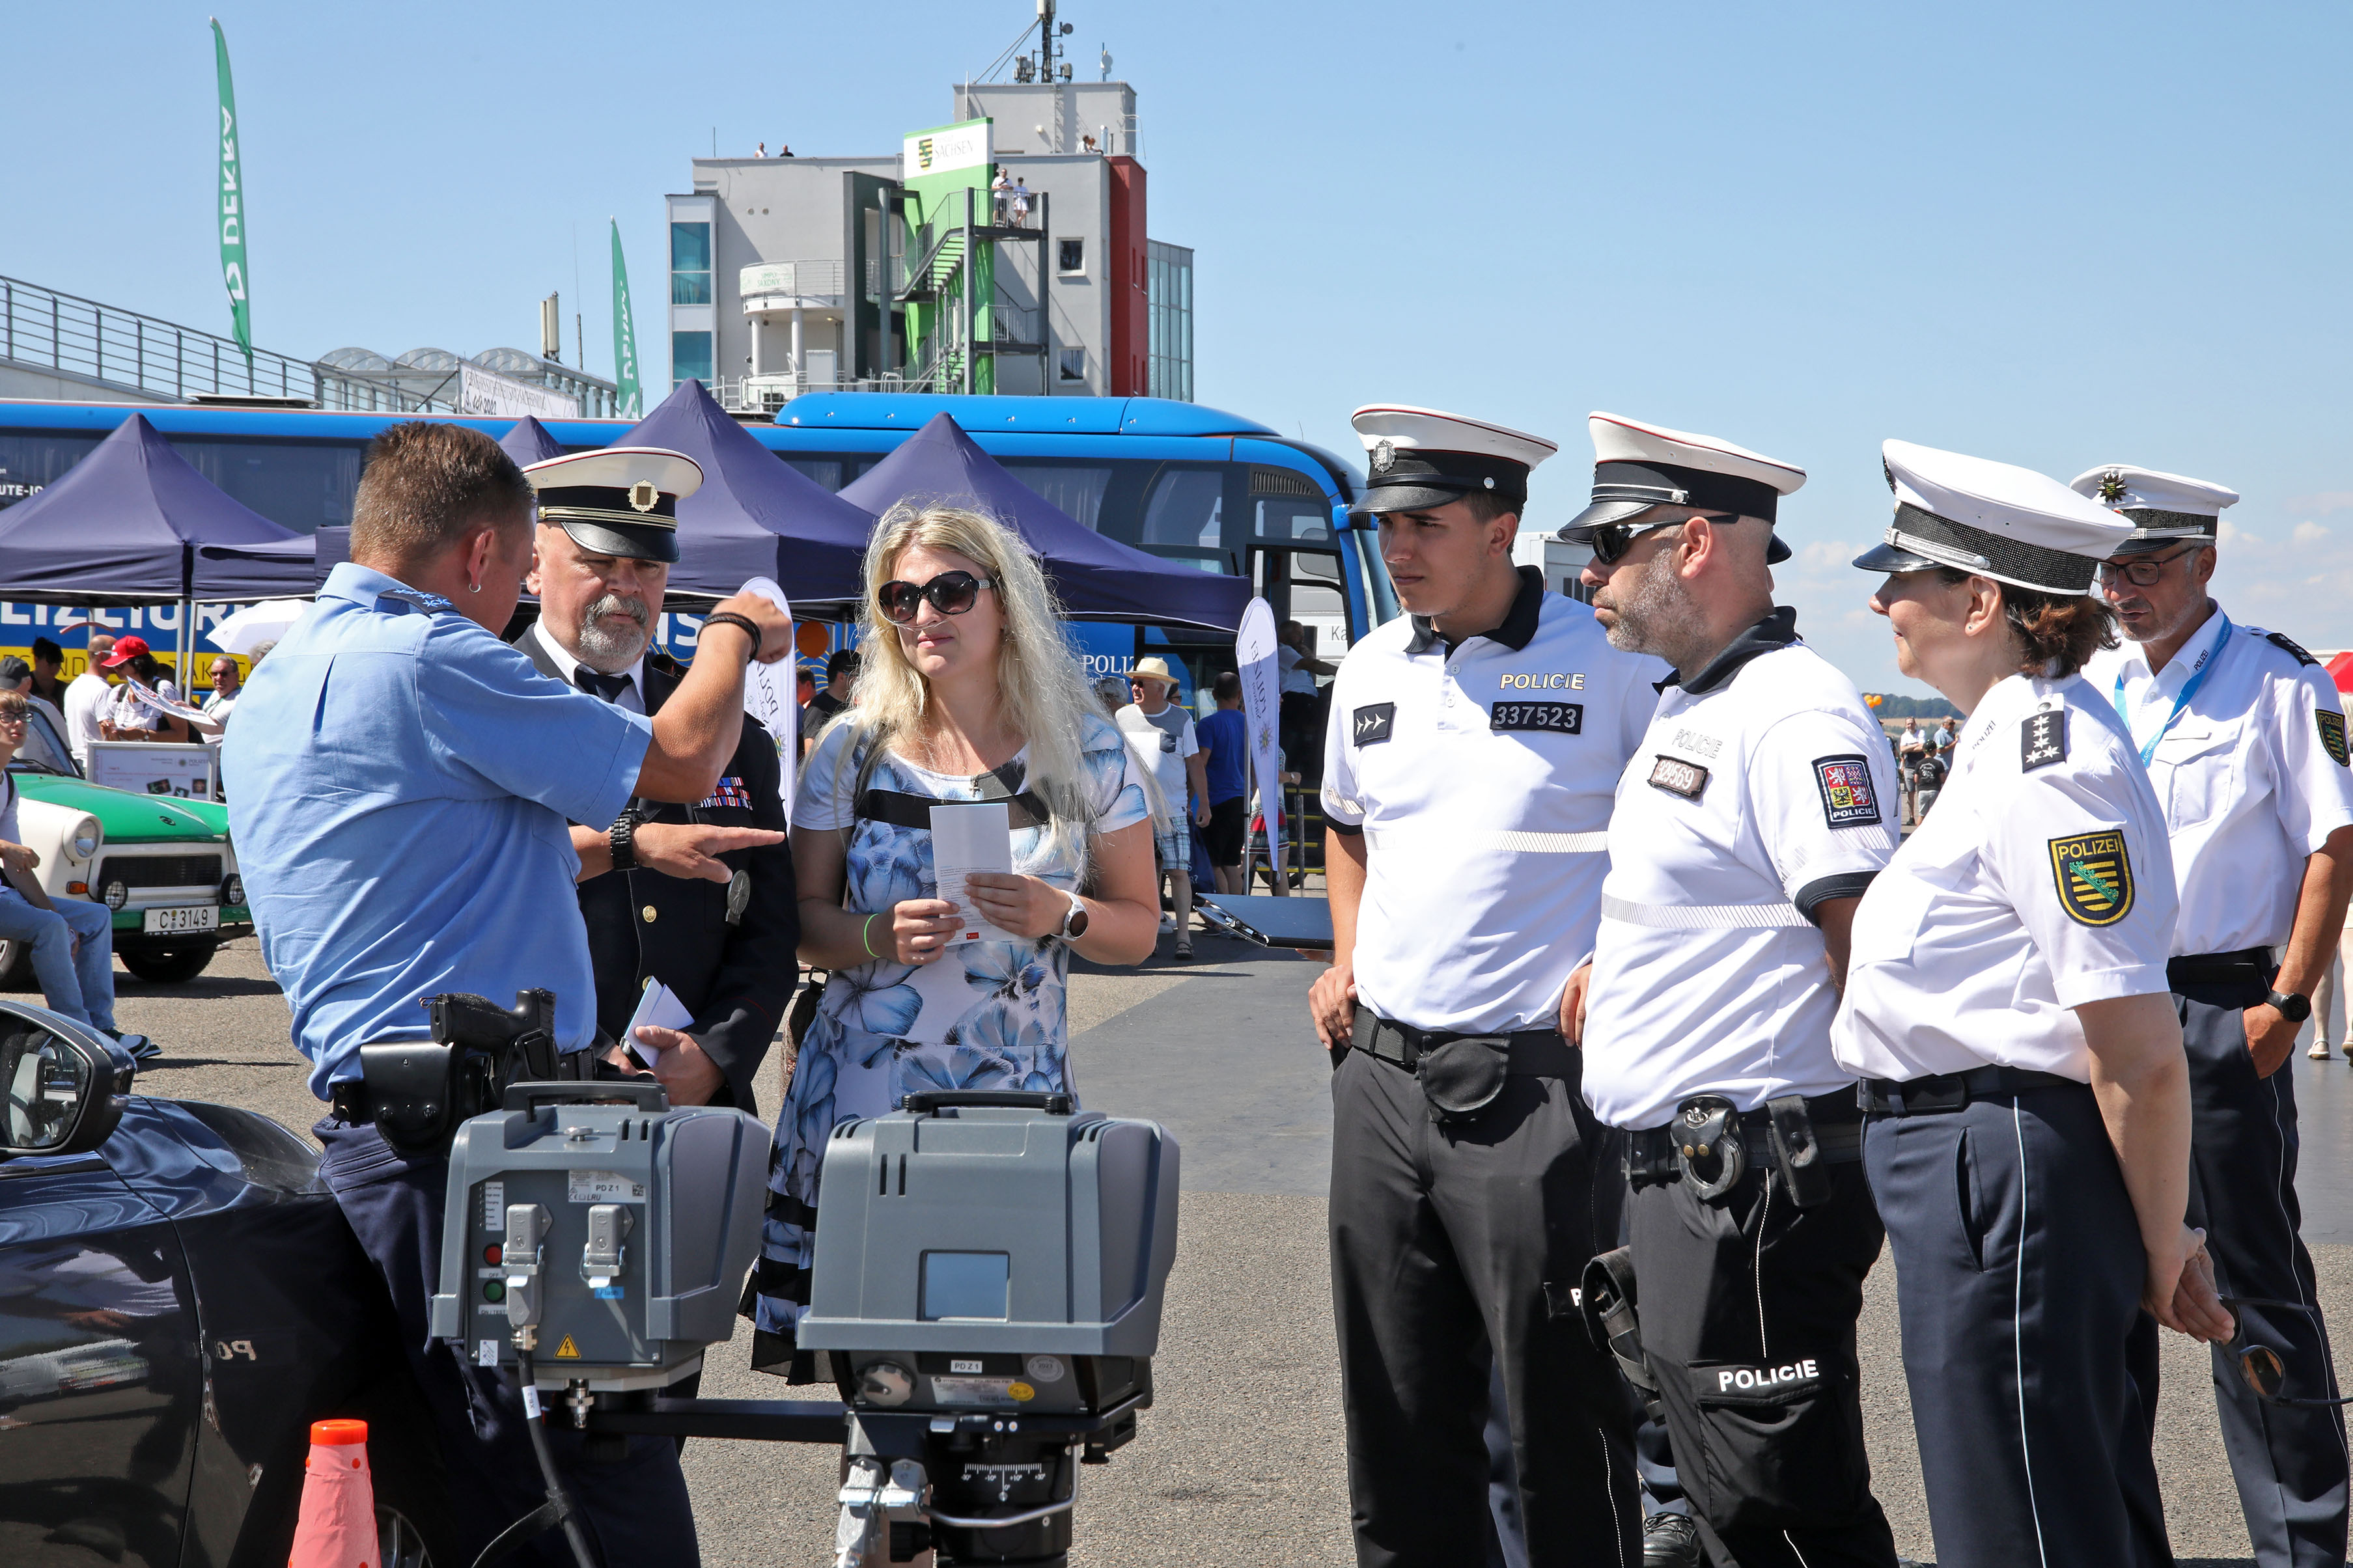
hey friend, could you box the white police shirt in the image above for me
[1833,674,2179,1084]
[1321,567,1664,1035]
[2082,608,2353,956]
[1581,611,1900,1130]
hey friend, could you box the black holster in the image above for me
[1764,1093,1833,1209]
[1580,1246,1661,1422]
[359,988,561,1155]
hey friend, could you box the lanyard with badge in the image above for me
[2111,612,2229,767]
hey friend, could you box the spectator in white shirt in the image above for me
[61,633,115,769]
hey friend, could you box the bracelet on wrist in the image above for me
[861,910,883,959]
[699,611,763,665]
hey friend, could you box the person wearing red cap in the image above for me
[95,636,193,745]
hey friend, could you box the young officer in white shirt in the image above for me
[2074,463,2353,1568]
[1561,415,1901,1568]
[1307,405,1664,1568]
[1837,441,2233,1568]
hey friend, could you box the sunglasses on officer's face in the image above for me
[1587,514,1735,566]
[877,570,996,625]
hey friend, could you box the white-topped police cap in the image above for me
[1350,405,1558,516]
[1854,441,2133,595]
[1555,413,1804,566]
[2068,463,2238,555]
[522,447,704,564]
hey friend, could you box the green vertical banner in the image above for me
[610,219,641,417]
[209,18,252,359]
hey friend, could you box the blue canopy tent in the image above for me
[617,380,875,610]
[0,413,315,674]
[839,412,1249,631]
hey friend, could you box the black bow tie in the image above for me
[574,667,633,704]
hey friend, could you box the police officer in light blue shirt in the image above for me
[223,422,791,1567]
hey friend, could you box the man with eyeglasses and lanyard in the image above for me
[1563,414,1900,1568]
[2077,464,2353,1568]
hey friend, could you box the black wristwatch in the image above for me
[2267,989,2312,1023]
[609,813,638,872]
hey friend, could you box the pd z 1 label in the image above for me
[1812,754,1880,828]
[1352,703,1396,747]
[1648,755,1710,800]
[1491,701,1583,735]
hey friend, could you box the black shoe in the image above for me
[1641,1511,1703,1568]
[104,1029,158,1063]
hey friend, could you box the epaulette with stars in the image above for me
[2248,626,2320,668]
[2022,708,2068,772]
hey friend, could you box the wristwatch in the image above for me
[2267,989,2312,1023]
[609,812,638,872]
[1056,890,1090,942]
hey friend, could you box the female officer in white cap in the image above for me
[1834,441,2233,1567]
[2074,463,2353,1568]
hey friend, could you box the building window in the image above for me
[1057,238,1085,275]
[673,331,714,387]
[671,221,712,305]
[1147,240,1194,403]
[1058,347,1087,383]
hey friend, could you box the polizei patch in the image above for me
[1812,755,1880,829]
[2319,709,2349,767]
[1351,703,1396,747]
[1647,755,1710,800]
[2050,830,2136,927]
[2022,709,2068,772]
[1490,701,1583,736]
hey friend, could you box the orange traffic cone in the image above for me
[289,1418,376,1568]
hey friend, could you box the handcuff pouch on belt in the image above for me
[1580,1246,1662,1422]
[360,989,561,1155]
[1675,1095,1746,1200]
[1417,1036,1513,1121]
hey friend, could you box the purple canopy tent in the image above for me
[617,380,875,609]
[498,415,565,467]
[839,412,1249,631]
[0,413,314,674]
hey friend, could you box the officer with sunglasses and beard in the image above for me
[1559,415,1900,1568]
[1309,406,1667,1568]
[513,447,800,1116]
[2075,465,2353,1568]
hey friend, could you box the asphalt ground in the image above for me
[126,933,2353,1567]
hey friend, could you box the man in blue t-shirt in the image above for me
[1197,670,1251,894]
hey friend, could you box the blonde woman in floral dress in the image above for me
[751,504,1160,1371]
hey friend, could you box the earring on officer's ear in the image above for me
[469,579,481,594]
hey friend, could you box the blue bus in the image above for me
[0,392,1395,709]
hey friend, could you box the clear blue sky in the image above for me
[7,1,2350,692]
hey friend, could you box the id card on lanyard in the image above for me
[2112,612,2229,767]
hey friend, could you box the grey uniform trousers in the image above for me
[2167,961,2350,1568]
[1328,1043,1640,1568]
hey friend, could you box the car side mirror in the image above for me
[0,1006,132,1159]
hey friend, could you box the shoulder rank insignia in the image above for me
[1351,703,1396,747]
[2050,830,2136,926]
[2022,709,2067,772]
[2263,629,2320,668]
[2319,709,2349,767]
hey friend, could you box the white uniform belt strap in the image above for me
[1365,827,1608,855]
[1601,895,1811,930]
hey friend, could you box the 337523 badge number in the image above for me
[1491,702,1583,735]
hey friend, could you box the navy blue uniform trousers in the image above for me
[318,1118,699,1568]
[1328,1045,1641,1568]
[2169,965,2350,1568]
[1865,1081,2171,1568]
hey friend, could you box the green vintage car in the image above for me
[3,703,252,984]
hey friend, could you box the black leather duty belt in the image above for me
[2165,946,2276,989]
[1857,1064,2082,1118]
[1348,1012,1575,1077]
[1626,1090,1861,1204]
[1628,1095,1863,1173]
[329,1047,599,1124]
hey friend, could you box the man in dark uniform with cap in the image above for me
[1310,404,1664,1568]
[516,447,800,1115]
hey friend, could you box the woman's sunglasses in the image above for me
[1588,513,1735,566]
[878,570,995,625]
[2221,1296,2353,1407]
